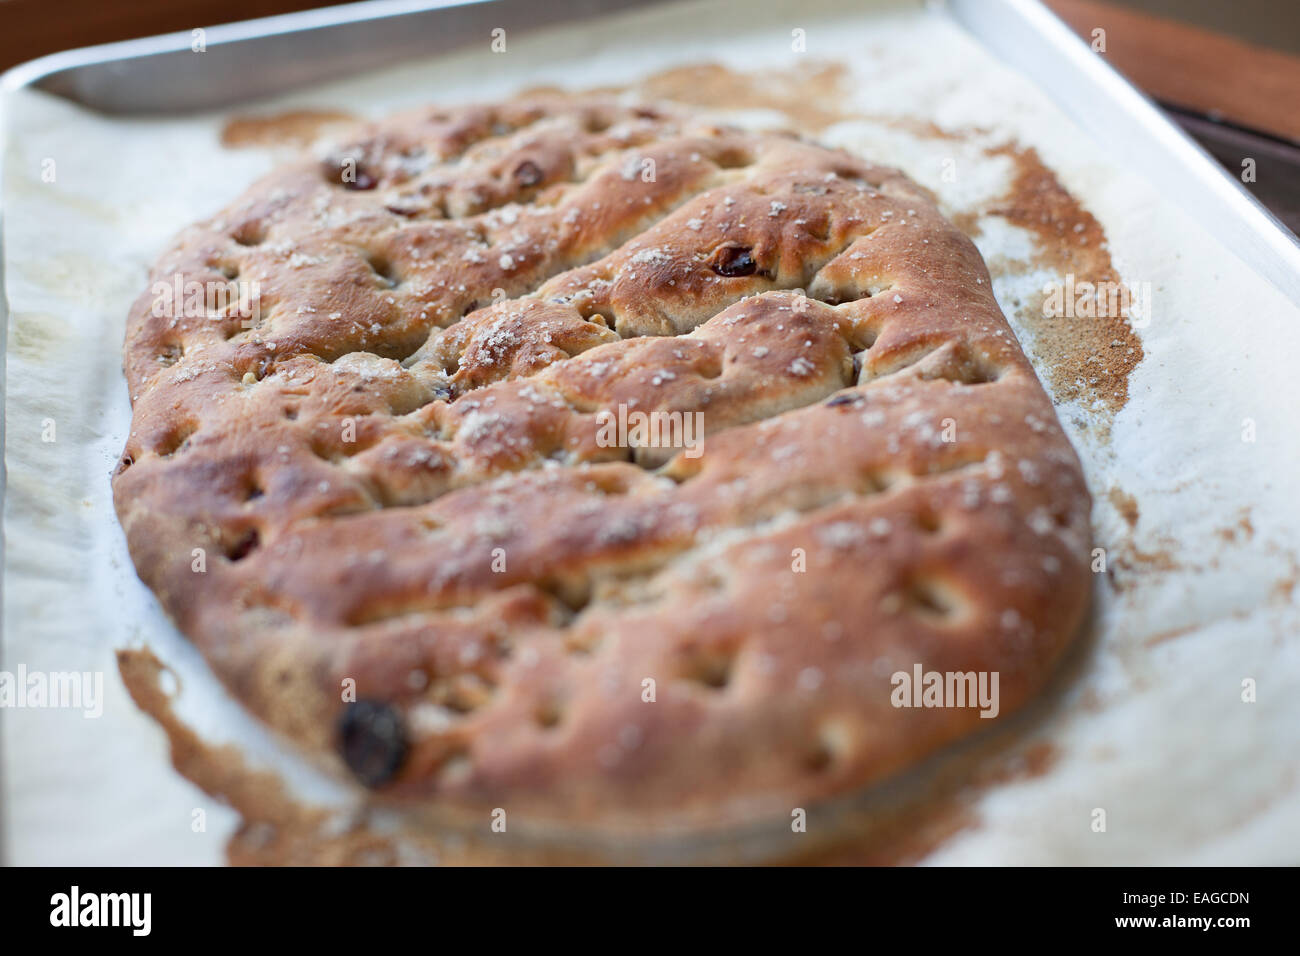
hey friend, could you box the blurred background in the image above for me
[0,0,1296,232]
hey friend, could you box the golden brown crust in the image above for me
[113,94,1091,838]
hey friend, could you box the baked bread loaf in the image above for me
[113,95,1091,843]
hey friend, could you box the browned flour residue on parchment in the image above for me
[1108,487,1140,529]
[791,740,1060,866]
[1215,507,1255,544]
[221,110,360,149]
[984,144,1144,418]
[1109,540,1182,591]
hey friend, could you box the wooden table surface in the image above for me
[1045,0,1300,236]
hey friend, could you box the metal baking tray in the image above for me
[4,0,1298,308]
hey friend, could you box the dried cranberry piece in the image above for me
[710,245,759,278]
[825,393,863,407]
[338,700,408,787]
[513,160,544,187]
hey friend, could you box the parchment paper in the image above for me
[4,0,1298,864]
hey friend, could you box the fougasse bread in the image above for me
[112,95,1091,842]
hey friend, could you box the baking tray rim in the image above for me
[0,0,492,94]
